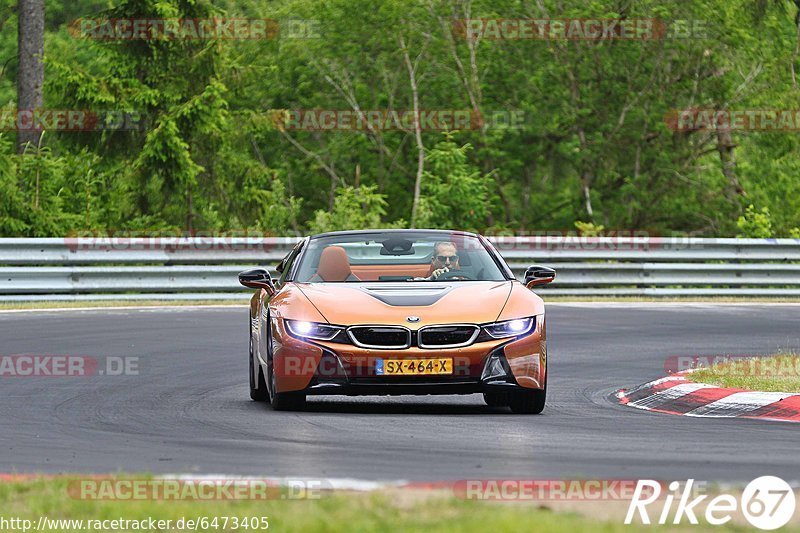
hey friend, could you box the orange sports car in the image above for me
[239,230,555,413]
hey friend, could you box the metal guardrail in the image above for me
[1,237,799,300]
[0,237,298,265]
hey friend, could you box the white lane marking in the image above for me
[628,383,714,410]
[685,391,799,418]
[160,474,405,492]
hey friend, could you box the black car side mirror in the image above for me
[524,265,556,288]
[239,268,276,295]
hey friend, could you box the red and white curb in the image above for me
[616,373,800,422]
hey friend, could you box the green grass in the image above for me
[0,477,769,532]
[687,354,800,392]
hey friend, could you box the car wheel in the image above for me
[249,332,268,401]
[508,381,546,414]
[483,392,508,407]
[264,314,306,411]
[267,360,306,411]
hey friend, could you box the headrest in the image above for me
[317,246,353,282]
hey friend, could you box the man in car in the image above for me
[428,241,461,280]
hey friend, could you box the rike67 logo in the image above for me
[626,477,796,530]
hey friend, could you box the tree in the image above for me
[309,185,405,233]
[415,135,491,231]
[3,0,800,237]
[16,0,44,154]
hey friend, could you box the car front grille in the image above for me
[345,324,482,350]
[347,326,411,349]
[418,325,480,348]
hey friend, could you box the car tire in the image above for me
[264,313,306,411]
[483,392,508,407]
[508,381,546,414]
[249,331,268,401]
[267,361,306,411]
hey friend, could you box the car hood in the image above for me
[295,281,513,327]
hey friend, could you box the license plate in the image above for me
[375,358,453,376]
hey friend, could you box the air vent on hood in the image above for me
[359,284,453,306]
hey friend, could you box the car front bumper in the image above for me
[268,317,546,395]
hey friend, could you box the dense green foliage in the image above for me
[2,0,800,236]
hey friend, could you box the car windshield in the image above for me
[293,232,508,283]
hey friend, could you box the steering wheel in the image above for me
[436,269,475,281]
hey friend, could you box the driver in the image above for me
[428,242,460,280]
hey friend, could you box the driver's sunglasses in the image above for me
[436,255,458,264]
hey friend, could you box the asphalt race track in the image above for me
[1,304,799,482]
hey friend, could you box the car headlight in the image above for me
[483,317,535,339]
[285,319,343,341]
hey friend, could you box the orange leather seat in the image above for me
[314,246,361,282]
